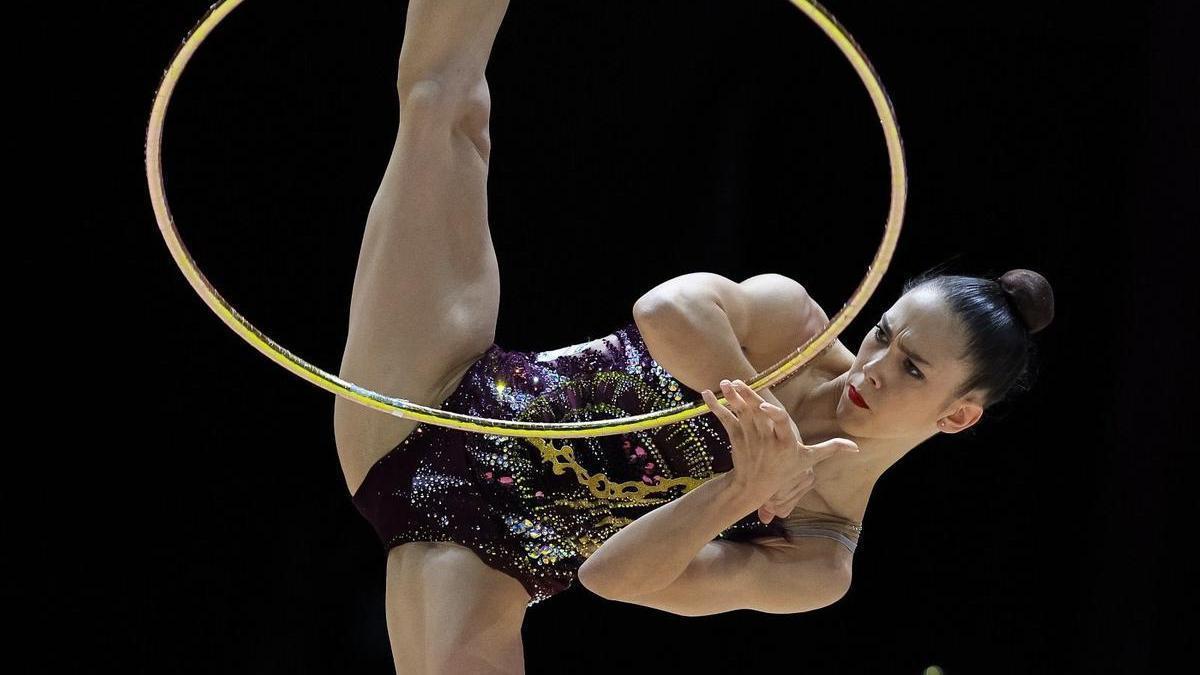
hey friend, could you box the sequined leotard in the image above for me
[350,318,863,607]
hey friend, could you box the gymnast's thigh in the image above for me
[334,82,499,497]
[384,541,531,675]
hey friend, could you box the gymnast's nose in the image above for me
[861,358,882,390]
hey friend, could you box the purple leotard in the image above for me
[350,318,862,607]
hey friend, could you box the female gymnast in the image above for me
[333,1,1055,672]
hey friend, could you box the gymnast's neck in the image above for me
[785,369,940,513]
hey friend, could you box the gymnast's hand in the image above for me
[702,379,859,524]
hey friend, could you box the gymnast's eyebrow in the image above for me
[880,315,933,368]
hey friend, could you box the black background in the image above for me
[17,0,1194,672]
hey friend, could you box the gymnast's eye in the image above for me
[871,323,891,348]
[873,324,924,380]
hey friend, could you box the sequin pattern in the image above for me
[350,319,862,607]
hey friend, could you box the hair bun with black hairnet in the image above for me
[997,269,1054,334]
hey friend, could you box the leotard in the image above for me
[351,319,863,607]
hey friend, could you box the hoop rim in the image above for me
[144,0,906,439]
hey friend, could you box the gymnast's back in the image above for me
[350,318,862,607]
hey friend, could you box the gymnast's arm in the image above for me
[602,537,852,616]
[632,272,828,404]
[577,471,853,616]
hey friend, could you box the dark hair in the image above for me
[902,264,1055,411]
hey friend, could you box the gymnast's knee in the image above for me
[398,76,491,163]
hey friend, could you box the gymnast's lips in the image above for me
[848,383,870,409]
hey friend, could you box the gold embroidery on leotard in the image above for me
[524,436,711,502]
[593,514,636,529]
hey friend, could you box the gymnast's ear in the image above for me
[938,401,983,433]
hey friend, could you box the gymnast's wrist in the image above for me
[719,469,775,514]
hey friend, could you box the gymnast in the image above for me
[332,1,1055,672]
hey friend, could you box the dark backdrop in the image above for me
[18,0,1193,672]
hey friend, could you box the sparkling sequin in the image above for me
[350,319,862,607]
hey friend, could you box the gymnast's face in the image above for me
[836,285,984,440]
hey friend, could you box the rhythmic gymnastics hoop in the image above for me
[145,0,906,439]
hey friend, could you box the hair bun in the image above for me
[997,269,1054,334]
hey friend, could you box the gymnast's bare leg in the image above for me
[333,1,527,672]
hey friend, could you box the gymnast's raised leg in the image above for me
[333,1,528,672]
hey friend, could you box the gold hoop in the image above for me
[145,0,906,439]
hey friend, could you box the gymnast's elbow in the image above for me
[821,568,854,609]
[576,559,620,599]
[577,558,653,601]
[776,561,854,614]
[768,574,852,615]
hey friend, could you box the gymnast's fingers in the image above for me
[702,389,742,438]
[719,379,748,415]
[757,503,775,525]
[760,402,802,445]
[733,379,768,408]
[734,381,774,439]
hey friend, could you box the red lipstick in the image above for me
[848,384,870,409]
